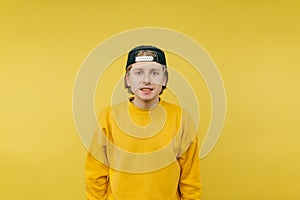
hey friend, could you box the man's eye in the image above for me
[135,71,143,75]
[152,71,159,76]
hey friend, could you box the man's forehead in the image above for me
[132,62,163,69]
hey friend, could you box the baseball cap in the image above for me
[125,45,167,69]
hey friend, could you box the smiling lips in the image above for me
[140,87,154,92]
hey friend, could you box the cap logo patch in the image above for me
[135,56,154,62]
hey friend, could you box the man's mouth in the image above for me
[140,87,154,92]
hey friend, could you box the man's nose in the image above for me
[143,73,151,83]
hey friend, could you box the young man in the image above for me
[85,45,202,200]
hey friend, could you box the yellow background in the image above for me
[1,0,300,199]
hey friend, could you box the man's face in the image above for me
[126,62,166,103]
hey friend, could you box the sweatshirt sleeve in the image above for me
[85,152,109,200]
[85,108,111,200]
[177,109,202,200]
[178,137,202,200]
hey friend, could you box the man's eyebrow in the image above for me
[132,67,144,70]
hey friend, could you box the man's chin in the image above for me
[135,93,158,102]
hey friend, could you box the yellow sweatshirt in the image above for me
[85,100,202,200]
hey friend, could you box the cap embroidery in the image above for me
[135,56,154,62]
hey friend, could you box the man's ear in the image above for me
[125,74,130,87]
[162,76,167,86]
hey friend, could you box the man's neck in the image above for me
[131,97,160,109]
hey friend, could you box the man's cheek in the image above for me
[130,82,140,92]
[152,78,165,85]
